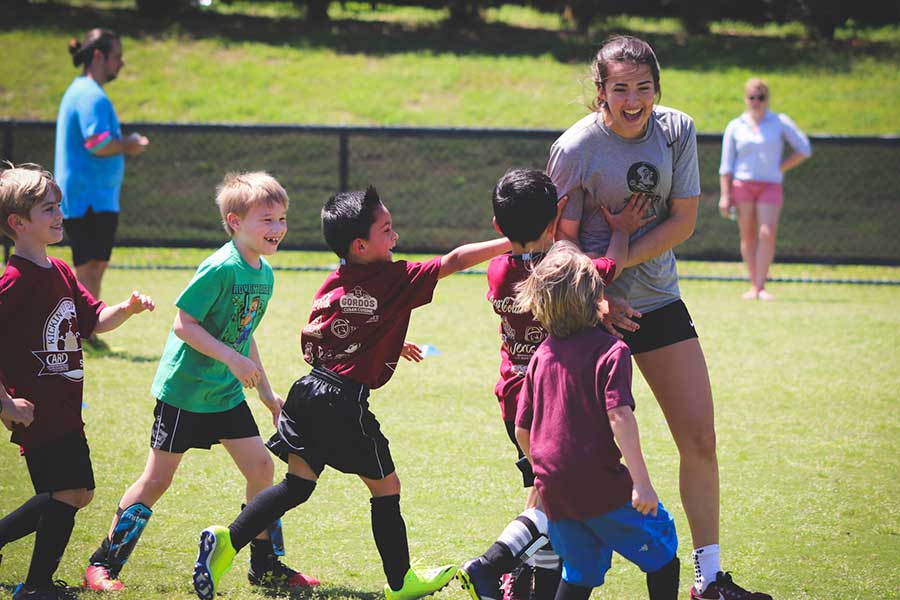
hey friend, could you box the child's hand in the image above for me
[123,291,155,315]
[400,341,424,363]
[1,396,34,428]
[600,193,655,234]
[631,481,659,516]
[597,296,641,339]
[268,394,285,428]
[228,352,261,388]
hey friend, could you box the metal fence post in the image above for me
[339,130,349,192]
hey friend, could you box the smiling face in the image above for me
[357,202,398,263]
[598,61,657,139]
[22,189,65,246]
[229,200,288,263]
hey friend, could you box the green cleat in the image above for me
[192,526,237,600]
[384,563,458,600]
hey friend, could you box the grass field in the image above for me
[1,249,898,599]
[2,2,900,134]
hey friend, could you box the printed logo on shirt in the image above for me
[524,326,546,344]
[490,294,522,314]
[344,342,361,354]
[311,291,334,312]
[302,315,327,339]
[330,318,355,339]
[32,298,84,381]
[626,162,660,194]
[227,294,262,348]
[340,286,378,315]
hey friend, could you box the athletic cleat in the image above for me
[690,572,773,600]
[13,580,79,600]
[83,564,125,591]
[457,557,501,600]
[501,563,533,600]
[248,556,320,588]
[192,526,237,600]
[385,563,458,600]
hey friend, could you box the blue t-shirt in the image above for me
[54,76,125,218]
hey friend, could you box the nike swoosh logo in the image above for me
[666,139,676,148]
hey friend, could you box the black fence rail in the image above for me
[3,119,899,264]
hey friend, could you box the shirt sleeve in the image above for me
[547,141,585,224]
[719,121,737,176]
[778,113,812,157]
[175,261,228,323]
[515,362,535,429]
[671,116,701,199]
[592,257,616,286]
[76,92,118,154]
[600,345,635,412]
[402,257,442,310]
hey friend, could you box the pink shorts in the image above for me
[732,179,783,205]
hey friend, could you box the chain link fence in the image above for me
[3,119,899,264]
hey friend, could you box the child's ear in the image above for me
[225,212,241,231]
[492,216,504,236]
[7,213,25,234]
[548,195,568,238]
[349,237,367,256]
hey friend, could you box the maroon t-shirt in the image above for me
[0,256,104,451]
[301,257,442,389]
[516,326,634,521]
[487,253,615,421]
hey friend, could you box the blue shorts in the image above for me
[547,502,678,588]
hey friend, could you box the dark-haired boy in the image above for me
[0,163,154,600]
[193,186,511,600]
[457,169,651,600]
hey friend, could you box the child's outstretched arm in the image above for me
[0,383,34,429]
[608,405,658,516]
[438,238,511,279]
[94,290,156,334]
[249,338,283,427]
[173,309,261,389]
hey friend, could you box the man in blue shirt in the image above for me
[54,28,148,347]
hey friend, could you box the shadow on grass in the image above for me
[83,346,159,363]
[5,2,899,74]
[258,583,383,599]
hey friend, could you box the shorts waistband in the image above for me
[309,367,369,395]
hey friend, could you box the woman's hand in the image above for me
[718,194,733,218]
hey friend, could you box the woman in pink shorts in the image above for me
[718,78,812,300]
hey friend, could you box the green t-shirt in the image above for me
[151,241,275,413]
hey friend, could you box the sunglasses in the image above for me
[746,94,767,101]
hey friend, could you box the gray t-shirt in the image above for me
[547,105,701,313]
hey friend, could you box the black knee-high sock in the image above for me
[25,498,78,589]
[228,475,315,552]
[370,495,410,592]
[553,579,592,600]
[0,493,51,547]
[646,556,680,600]
[533,565,563,600]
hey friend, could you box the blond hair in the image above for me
[514,241,604,338]
[215,171,289,236]
[0,162,61,240]
[745,77,769,98]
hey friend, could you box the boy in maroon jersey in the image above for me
[0,163,154,600]
[457,169,651,600]
[513,241,679,600]
[193,185,511,600]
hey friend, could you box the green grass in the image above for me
[2,3,900,134]
[1,251,898,599]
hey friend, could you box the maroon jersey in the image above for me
[487,253,615,420]
[0,256,104,450]
[301,258,442,389]
[516,327,635,521]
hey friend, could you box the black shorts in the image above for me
[619,299,698,355]
[150,399,261,454]
[25,432,95,493]
[504,420,534,488]
[63,207,119,266]
[267,367,394,480]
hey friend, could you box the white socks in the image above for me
[691,544,721,592]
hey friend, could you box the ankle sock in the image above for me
[692,544,721,592]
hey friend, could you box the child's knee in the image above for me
[52,488,93,509]
[245,453,275,485]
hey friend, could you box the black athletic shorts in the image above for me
[619,299,698,355]
[63,207,119,266]
[150,399,261,454]
[267,367,394,480]
[25,432,95,493]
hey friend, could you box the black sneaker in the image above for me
[457,557,502,600]
[13,580,79,600]
[248,555,320,588]
[690,572,772,600]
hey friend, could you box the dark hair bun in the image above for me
[68,39,84,66]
